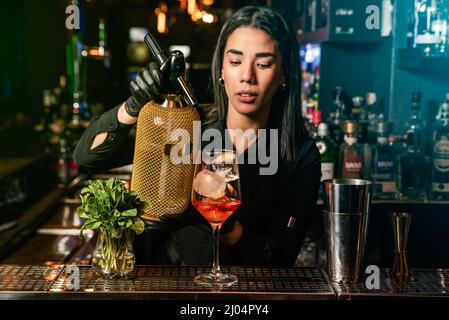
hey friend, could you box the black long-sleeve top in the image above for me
[74,104,321,267]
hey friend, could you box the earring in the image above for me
[219,77,225,86]
[281,82,286,91]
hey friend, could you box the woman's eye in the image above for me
[257,63,272,69]
[230,60,241,66]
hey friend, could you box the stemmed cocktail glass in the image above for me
[191,149,241,287]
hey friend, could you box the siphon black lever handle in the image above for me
[144,33,198,107]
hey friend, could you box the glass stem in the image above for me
[211,224,221,276]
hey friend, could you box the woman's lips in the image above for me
[236,92,257,104]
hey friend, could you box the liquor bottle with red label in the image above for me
[337,120,364,179]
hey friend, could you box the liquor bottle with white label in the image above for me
[372,121,398,200]
[315,122,337,183]
[430,101,449,200]
[337,120,363,179]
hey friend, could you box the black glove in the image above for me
[124,62,163,117]
[144,209,198,235]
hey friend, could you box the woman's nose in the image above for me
[240,63,256,84]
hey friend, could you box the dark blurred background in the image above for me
[1,0,448,158]
[0,0,300,157]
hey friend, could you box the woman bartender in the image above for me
[74,5,321,267]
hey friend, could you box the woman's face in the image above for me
[222,27,285,119]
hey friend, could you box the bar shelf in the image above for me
[398,48,449,72]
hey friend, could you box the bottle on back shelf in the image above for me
[337,120,364,179]
[308,66,320,107]
[359,124,373,181]
[365,92,380,143]
[328,87,348,145]
[310,109,322,138]
[398,91,430,200]
[430,101,449,200]
[389,134,406,158]
[315,122,337,192]
[36,90,58,154]
[372,121,398,200]
[405,91,426,152]
[350,96,363,122]
[55,75,71,125]
[431,93,449,134]
[56,138,69,186]
[304,104,315,135]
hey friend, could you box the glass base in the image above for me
[194,272,238,287]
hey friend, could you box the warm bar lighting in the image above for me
[191,9,203,22]
[179,0,187,10]
[187,0,196,15]
[202,12,214,23]
[157,11,166,33]
[155,4,167,34]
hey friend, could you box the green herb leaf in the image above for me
[84,219,102,230]
[131,219,145,235]
[121,208,137,217]
[77,178,149,239]
[118,218,132,229]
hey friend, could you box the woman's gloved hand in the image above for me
[144,208,200,235]
[124,62,163,117]
[143,214,184,234]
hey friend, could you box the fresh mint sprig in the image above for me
[78,178,148,239]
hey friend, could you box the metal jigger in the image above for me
[390,212,412,284]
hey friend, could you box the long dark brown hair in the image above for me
[206,5,307,162]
